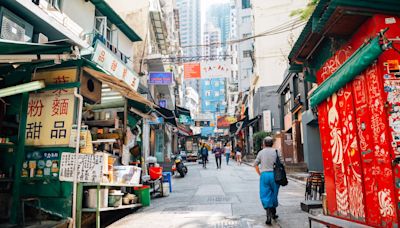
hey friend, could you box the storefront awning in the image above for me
[310,35,386,108]
[177,124,193,136]
[82,66,154,108]
[175,106,191,117]
[0,39,72,55]
[154,106,177,127]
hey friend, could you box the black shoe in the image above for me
[271,207,278,220]
[265,208,272,225]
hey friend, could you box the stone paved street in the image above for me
[108,156,310,228]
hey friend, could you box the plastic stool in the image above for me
[21,197,41,227]
[162,172,172,192]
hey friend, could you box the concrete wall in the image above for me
[253,85,281,132]
[62,0,95,38]
[301,110,323,171]
[252,0,307,88]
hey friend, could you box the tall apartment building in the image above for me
[227,0,239,116]
[234,0,253,92]
[207,3,230,55]
[176,0,201,57]
[177,0,201,112]
[203,23,222,57]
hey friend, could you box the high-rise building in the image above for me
[203,23,222,57]
[206,3,230,55]
[233,0,253,92]
[177,0,201,113]
[176,0,201,57]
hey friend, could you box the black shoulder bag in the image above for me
[273,150,288,186]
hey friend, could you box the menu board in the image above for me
[59,153,104,183]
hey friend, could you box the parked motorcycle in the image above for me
[172,154,188,177]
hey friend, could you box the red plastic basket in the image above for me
[149,167,163,180]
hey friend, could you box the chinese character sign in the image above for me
[149,72,173,85]
[26,91,75,146]
[59,153,104,183]
[92,41,139,91]
[201,60,230,79]
[184,63,201,79]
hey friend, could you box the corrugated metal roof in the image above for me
[288,0,400,63]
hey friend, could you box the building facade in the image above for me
[206,3,230,55]
[176,0,201,57]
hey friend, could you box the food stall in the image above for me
[0,54,156,227]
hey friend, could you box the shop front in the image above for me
[0,50,156,227]
[293,11,400,227]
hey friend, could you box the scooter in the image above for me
[172,154,188,177]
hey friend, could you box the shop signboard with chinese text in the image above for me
[26,69,77,146]
[217,116,237,129]
[92,41,139,91]
[179,114,191,124]
[263,110,272,132]
[159,99,167,108]
[149,72,173,85]
[195,120,210,127]
[184,63,201,79]
[201,60,230,78]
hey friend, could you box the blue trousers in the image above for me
[225,153,230,164]
[259,171,279,209]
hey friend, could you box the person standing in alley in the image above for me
[213,142,223,169]
[254,136,283,225]
[224,142,231,165]
[200,143,208,168]
[235,143,242,165]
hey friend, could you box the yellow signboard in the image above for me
[26,68,77,146]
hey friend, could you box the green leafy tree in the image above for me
[253,131,272,154]
[290,0,319,21]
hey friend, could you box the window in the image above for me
[205,90,211,96]
[284,91,292,115]
[243,33,252,38]
[215,81,219,87]
[242,0,251,9]
[242,16,251,23]
[205,101,210,106]
[243,50,252,58]
[204,80,210,86]
[45,0,62,11]
[215,91,220,97]
[244,68,252,77]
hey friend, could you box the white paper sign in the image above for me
[92,41,139,91]
[59,153,104,183]
[200,60,230,78]
[263,110,272,132]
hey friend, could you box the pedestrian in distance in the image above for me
[200,144,208,168]
[254,136,284,225]
[213,142,223,169]
[224,142,231,165]
[235,144,242,165]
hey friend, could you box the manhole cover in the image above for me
[162,206,193,214]
[211,217,252,228]
[207,196,231,203]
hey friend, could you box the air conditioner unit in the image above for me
[0,7,33,42]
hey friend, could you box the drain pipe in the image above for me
[72,88,83,228]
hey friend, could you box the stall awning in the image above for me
[175,106,191,117]
[310,35,385,108]
[243,115,261,129]
[155,106,177,127]
[177,124,193,136]
[229,119,245,135]
[82,65,154,108]
[0,39,72,55]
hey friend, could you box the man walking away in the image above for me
[254,136,283,225]
[200,144,208,168]
[213,142,223,169]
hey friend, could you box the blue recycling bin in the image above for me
[162,172,172,192]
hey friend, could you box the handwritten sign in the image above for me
[201,60,230,79]
[59,153,104,183]
[92,41,139,91]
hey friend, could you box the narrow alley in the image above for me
[108,157,308,228]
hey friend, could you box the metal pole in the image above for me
[72,88,83,228]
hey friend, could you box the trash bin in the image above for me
[134,185,150,206]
